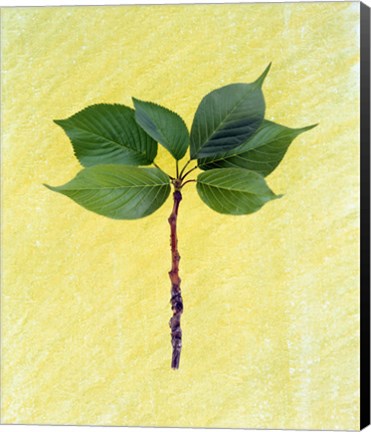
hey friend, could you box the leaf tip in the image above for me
[305,123,319,131]
[266,192,284,203]
[132,97,144,110]
[295,122,319,135]
[43,183,56,192]
[254,62,272,87]
[53,119,65,127]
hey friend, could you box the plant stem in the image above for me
[154,162,174,180]
[168,188,183,369]
[179,160,191,178]
[181,179,196,188]
[181,165,198,181]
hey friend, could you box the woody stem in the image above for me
[168,188,183,369]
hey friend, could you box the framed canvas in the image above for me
[1,1,370,430]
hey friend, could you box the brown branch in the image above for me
[168,189,183,369]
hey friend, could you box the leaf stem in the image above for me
[179,160,191,179]
[176,160,179,179]
[181,179,196,188]
[181,165,198,181]
[154,162,175,180]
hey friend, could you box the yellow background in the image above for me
[1,3,360,429]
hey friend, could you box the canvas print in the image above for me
[44,64,317,370]
[1,1,369,430]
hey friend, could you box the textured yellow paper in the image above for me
[1,3,360,429]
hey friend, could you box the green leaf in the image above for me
[54,104,157,167]
[198,121,317,176]
[190,65,271,159]
[44,166,170,220]
[133,98,189,160]
[196,168,281,215]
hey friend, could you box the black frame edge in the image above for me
[361,1,371,430]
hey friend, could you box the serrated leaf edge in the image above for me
[53,103,157,165]
[198,121,317,168]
